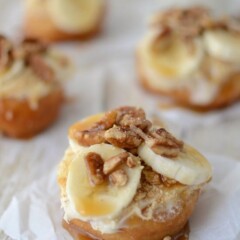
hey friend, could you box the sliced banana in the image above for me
[203,29,240,63]
[141,33,204,78]
[138,143,212,186]
[46,0,103,33]
[66,143,142,220]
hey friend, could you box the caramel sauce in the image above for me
[63,220,190,240]
[69,113,104,138]
[74,195,115,216]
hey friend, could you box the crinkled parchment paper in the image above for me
[0,0,240,239]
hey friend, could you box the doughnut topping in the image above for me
[59,107,212,234]
[138,7,240,105]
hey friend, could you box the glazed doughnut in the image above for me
[58,106,212,239]
[137,7,240,110]
[0,37,67,138]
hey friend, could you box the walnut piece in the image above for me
[105,125,142,149]
[126,155,138,168]
[0,35,13,71]
[84,152,105,186]
[147,128,184,158]
[28,54,55,82]
[103,152,129,175]
[151,7,211,38]
[161,175,177,187]
[75,129,106,147]
[109,169,128,187]
[143,169,161,185]
[21,38,46,56]
[116,106,151,131]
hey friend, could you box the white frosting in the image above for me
[138,29,240,105]
[0,52,64,109]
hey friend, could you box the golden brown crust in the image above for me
[24,3,105,43]
[63,189,199,240]
[0,87,63,138]
[137,56,240,111]
[58,114,201,240]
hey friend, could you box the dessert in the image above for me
[137,7,240,111]
[0,36,66,138]
[24,0,105,42]
[58,106,212,240]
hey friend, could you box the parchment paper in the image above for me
[0,0,240,239]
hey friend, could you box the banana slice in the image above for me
[203,29,240,63]
[138,143,212,186]
[142,34,204,78]
[46,0,103,33]
[66,143,142,220]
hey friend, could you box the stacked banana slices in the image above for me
[62,113,212,223]
[140,27,240,79]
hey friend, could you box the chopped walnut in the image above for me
[161,175,177,187]
[28,54,56,82]
[105,125,143,149]
[126,155,138,168]
[84,152,105,186]
[103,152,129,175]
[74,129,106,147]
[143,169,161,185]
[151,7,211,38]
[109,169,128,187]
[0,35,13,71]
[116,106,151,131]
[147,128,184,158]
[21,38,46,56]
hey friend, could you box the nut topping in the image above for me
[105,125,143,149]
[116,106,151,131]
[28,54,55,82]
[103,152,129,175]
[147,128,183,158]
[74,129,106,147]
[109,169,128,187]
[151,7,211,38]
[0,35,13,71]
[84,152,105,186]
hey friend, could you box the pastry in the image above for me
[0,36,66,138]
[137,7,240,111]
[58,106,212,240]
[24,0,105,42]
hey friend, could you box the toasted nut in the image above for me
[74,129,105,147]
[148,128,184,158]
[105,125,142,149]
[161,175,177,187]
[103,152,129,175]
[28,54,55,82]
[84,152,105,186]
[0,35,13,71]
[115,106,151,131]
[126,156,138,168]
[143,169,161,185]
[109,169,128,187]
[21,38,46,56]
